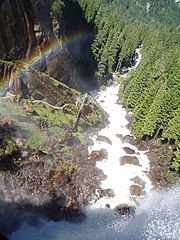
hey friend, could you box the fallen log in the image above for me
[73,93,87,131]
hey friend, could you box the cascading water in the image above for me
[88,48,152,208]
[9,49,180,239]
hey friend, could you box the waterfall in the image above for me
[9,48,180,239]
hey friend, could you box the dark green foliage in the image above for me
[77,0,143,80]
[76,0,180,171]
[171,144,180,171]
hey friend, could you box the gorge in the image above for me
[0,0,180,239]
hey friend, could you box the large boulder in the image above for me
[120,156,139,166]
[122,135,137,145]
[115,203,130,215]
[88,149,108,161]
[97,188,114,199]
[97,135,112,145]
[115,134,123,140]
[130,176,146,190]
[122,135,148,151]
[122,147,136,155]
[130,185,141,196]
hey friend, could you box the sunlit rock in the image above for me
[130,185,141,196]
[97,135,112,145]
[120,156,140,166]
[88,149,108,161]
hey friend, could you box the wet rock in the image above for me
[115,134,123,140]
[125,122,132,131]
[145,151,158,162]
[121,67,128,75]
[88,149,108,161]
[122,147,136,155]
[130,176,146,189]
[125,112,134,122]
[106,203,110,208]
[97,188,115,199]
[100,85,107,91]
[130,185,141,196]
[120,156,139,166]
[8,74,25,101]
[122,135,137,145]
[115,203,130,215]
[137,143,148,151]
[97,135,112,145]
[122,135,148,151]
[34,23,43,45]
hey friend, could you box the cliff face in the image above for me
[0,0,96,92]
[0,0,77,91]
[0,0,56,60]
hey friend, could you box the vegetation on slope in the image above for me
[75,0,180,171]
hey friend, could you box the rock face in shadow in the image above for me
[0,0,57,60]
[0,233,8,240]
[8,47,77,101]
[0,0,97,91]
[0,0,57,81]
[0,2,85,93]
[61,0,96,88]
[0,0,36,60]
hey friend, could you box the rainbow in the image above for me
[0,31,94,94]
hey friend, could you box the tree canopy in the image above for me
[75,0,180,170]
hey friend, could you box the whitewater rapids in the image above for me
[10,49,180,239]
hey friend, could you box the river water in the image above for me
[10,49,180,239]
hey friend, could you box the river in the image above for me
[10,49,180,239]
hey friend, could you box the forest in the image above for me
[73,0,180,171]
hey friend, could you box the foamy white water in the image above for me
[89,83,152,208]
[88,48,152,208]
